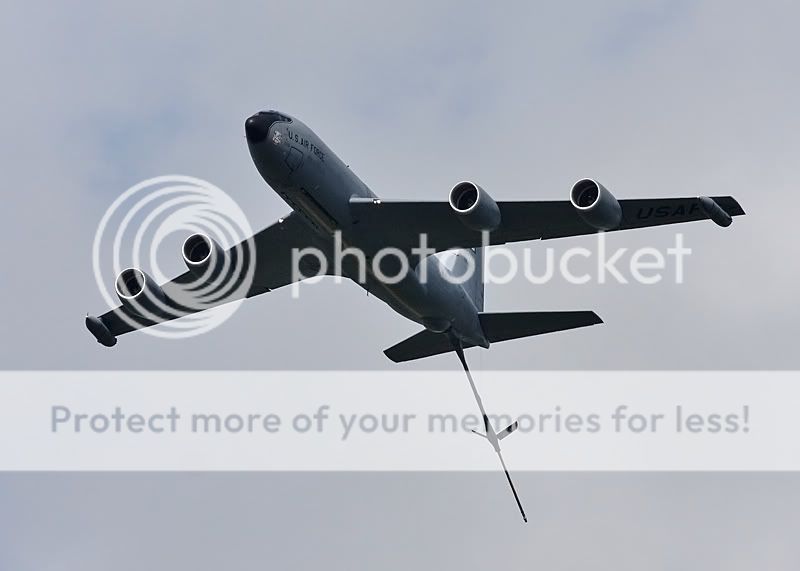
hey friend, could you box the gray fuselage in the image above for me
[245,111,488,349]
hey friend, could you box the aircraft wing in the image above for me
[349,196,745,254]
[87,212,332,345]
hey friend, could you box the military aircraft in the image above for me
[86,110,745,521]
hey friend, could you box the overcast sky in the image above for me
[1,0,798,369]
[2,0,799,568]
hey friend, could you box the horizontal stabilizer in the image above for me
[384,330,474,363]
[384,311,601,363]
[479,310,602,343]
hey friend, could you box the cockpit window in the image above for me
[258,111,292,124]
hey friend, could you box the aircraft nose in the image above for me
[245,115,270,143]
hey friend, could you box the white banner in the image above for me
[0,371,794,471]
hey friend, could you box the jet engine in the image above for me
[182,233,227,280]
[114,268,166,316]
[448,181,501,232]
[569,178,622,230]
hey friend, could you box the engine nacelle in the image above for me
[182,233,228,280]
[570,178,622,230]
[114,268,167,316]
[448,181,501,232]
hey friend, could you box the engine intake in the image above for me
[570,178,622,230]
[448,181,501,232]
[182,233,227,280]
[114,268,166,316]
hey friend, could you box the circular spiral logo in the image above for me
[92,175,256,339]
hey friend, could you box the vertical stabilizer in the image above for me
[451,247,484,311]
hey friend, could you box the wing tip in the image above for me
[726,196,746,216]
[710,196,746,217]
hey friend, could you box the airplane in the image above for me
[86,110,745,521]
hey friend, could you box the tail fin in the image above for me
[451,248,484,311]
[383,311,602,363]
